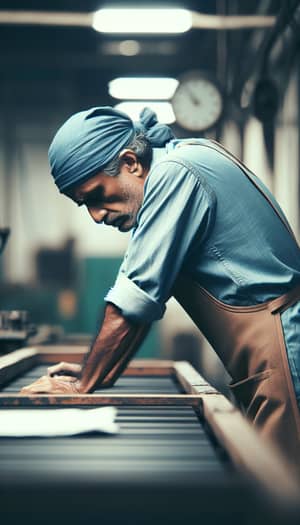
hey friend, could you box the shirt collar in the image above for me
[150,146,169,170]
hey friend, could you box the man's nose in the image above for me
[87,206,108,224]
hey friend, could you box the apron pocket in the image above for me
[229,370,273,420]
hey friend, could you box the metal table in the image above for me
[0,347,299,524]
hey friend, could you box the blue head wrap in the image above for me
[48,106,174,193]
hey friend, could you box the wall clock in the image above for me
[171,71,224,132]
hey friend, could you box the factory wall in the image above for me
[0,61,299,381]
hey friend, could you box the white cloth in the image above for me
[0,407,119,437]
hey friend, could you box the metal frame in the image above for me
[0,347,217,407]
[0,346,299,504]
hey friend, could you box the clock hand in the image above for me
[187,86,201,106]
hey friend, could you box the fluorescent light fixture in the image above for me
[109,77,179,100]
[115,101,175,124]
[119,40,141,56]
[92,8,192,34]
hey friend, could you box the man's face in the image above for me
[67,151,147,232]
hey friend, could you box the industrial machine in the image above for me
[0,227,36,354]
[0,347,300,524]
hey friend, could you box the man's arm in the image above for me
[20,303,150,395]
[80,303,150,391]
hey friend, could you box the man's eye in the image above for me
[86,197,101,207]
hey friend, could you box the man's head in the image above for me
[66,141,150,232]
[48,106,174,231]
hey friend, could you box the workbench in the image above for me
[0,346,299,524]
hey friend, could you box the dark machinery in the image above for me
[0,228,36,353]
[0,348,299,525]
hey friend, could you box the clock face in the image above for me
[172,73,223,132]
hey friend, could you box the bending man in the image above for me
[21,106,300,467]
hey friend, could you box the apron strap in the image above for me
[208,140,297,243]
[176,139,297,243]
[268,285,300,314]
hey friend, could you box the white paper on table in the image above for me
[0,407,119,437]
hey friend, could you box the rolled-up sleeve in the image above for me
[105,158,216,322]
[105,272,165,322]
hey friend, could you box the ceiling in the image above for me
[0,1,288,119]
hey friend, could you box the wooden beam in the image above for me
[202,393,300,504]
[173,361,218,394]
[37,345,87,363]
[0,393,201,407]
[0,348,38,388]
[124,359,173,376]
[37,348,173,376]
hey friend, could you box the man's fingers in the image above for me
[19,375,78,394]
[47,362,68,375]
[52,375,77,382]
[47,362,81,377]
[20,376,51,394]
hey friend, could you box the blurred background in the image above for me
[0,0,299,392]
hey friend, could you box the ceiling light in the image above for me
[115,102,175,124]
[101,40,178,56]
[92,8,192,34]
[119,40,141,56]
[109,77,179,100]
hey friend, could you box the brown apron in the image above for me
[172,141,300,471]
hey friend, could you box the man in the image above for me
[21,106,300,467]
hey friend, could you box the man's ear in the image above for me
[119,149,144,177]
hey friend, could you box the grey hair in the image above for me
[103,133,153,177]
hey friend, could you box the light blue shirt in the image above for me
[105,139,300,402]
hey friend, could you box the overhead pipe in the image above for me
[0,10,275,30]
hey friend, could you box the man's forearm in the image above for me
[80,303,150,392]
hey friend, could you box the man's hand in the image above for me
[19,375,82,395]
[20,304,149,394]
[47,362,82,378]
